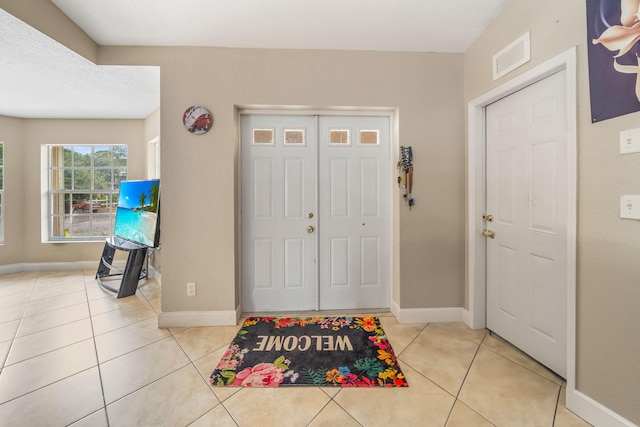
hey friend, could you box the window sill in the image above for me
[44,238,106,244]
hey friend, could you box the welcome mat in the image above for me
[209,316,408,387]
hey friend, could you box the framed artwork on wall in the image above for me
[587,0,640,122]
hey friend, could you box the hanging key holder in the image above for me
[397,146,415,209]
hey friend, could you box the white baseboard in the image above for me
[461,308,489,330]
[0,261,124,275]
[566,388,637,427]
[391,300,464,324]
[462,308,471,326]
[158,305,241,328]
[147,266,161,283]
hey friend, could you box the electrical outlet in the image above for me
[187,282,196,296]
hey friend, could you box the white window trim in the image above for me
[148,136,160,179]
[40,145,49,243]
[0,142,4,244]
[41,144,128,243]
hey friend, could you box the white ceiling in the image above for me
[0,0,509,119]
[0,9,160,120]
[52,0,509,53]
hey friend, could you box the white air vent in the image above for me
[492,32,531,81]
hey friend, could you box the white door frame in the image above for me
[237,106,399,313]
[466,48,577,384]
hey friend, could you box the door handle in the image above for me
[307,226,314,233]
[482,229,495,239]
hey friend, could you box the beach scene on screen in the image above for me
[114,180,160,247]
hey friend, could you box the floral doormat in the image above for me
[209,316,408,387]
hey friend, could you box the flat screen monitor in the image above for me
[113,179,160,248]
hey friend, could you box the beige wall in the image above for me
[0,118,148,265]
[465,0,640,424]
[0,116,25,264]
[98,46,466,313]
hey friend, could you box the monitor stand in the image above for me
[96,236,148,298]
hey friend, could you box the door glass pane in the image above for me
[329,129,350,145]
[360,130,379,145]
[284,129,305,146]
[253,129,274,145]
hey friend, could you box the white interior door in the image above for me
[485,70,567,377]
[241,114,390,312]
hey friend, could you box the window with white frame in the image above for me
[47,145,127,241]
[0,143,4,243]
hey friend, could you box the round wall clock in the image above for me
[183,105,213,135]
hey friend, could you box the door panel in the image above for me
[330,158,350,217]
[284,159,305,218]
[486,71,567,377]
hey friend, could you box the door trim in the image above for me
[236,106,399,313]
[466,47,577,390]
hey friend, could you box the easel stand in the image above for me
[96,236,148,298]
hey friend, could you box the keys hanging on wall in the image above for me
[397,146,414,209]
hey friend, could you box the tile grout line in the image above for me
[455,332,486,399]
[551,384,562,427]
[447,331,496,426]
[0,273,38,371]
[0,275,98,416]
[396,324,496,426]
[10,303,91,341]
[95,275,194,423]
[83,270,113,427]
[394,323,463,399]
[480,335,564,386]
[160,328,227,423]
[178,316,244,424]
[3,334,95,369]
[18,288,86,315]
[0,366,99,409]
[325,390,366,427]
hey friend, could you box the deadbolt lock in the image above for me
[307,226,314,233]
[483,214,494,222]
[307,212,314,219]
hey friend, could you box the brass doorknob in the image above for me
[482,229,495,238]
[307,226,314,233]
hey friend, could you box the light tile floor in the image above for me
[0,271,592,426]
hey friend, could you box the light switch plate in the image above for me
[619,128,640,154]
[620,195,640,220]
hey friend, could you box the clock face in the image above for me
[183,106,213,135]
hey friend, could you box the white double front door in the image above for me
[241,114,390,312]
